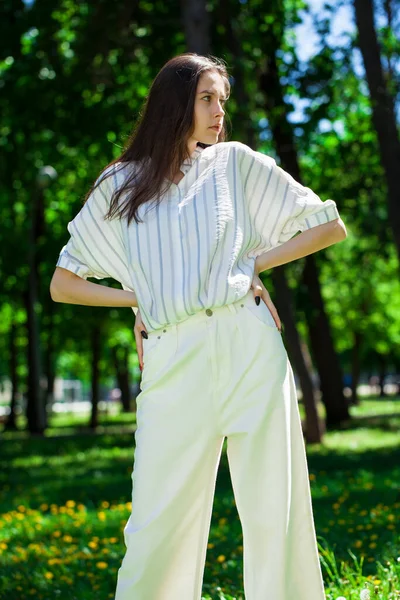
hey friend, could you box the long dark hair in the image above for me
[84,53,231,226]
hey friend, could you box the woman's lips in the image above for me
[210,126,221,131]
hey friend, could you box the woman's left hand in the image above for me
[250,273,282,332]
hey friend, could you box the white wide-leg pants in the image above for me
[114,289,326,600]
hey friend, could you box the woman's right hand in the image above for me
[134,308,148,371]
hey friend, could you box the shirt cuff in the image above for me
[300,201,340,231]
[56,250,91,280]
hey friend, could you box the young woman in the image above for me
[51,53,347,600]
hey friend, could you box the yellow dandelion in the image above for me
[96,562,108,569]
[88,541,98,549]
[39,504,48,511]
[44,572,54,580]
[53,531,61,538]
[18,505,26,512]
[109,537,118,544]
[218,518,227,526]
[101,501,110,508]
[369,542,377,549]
[0,542,8,550]
[207,543,214,549]
[63,535,73,543]
[354,540,363,548]
[217,555,226,563]
[66,500,76,508]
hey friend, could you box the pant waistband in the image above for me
[148,289,256,337]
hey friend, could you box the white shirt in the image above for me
[56,141,341,332]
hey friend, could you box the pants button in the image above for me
[205,308,213,316]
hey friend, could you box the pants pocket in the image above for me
[140,328,178,386]
[242,299,278,331]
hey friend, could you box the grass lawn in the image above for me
[0,396,399,599]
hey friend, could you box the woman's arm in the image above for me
[255,217,347,275]
[50,267,138,308]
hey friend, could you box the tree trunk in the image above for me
[217,0,257,148]
[259,49,349,428]
[45,303,56,414]
[5,320,18,431]
[89,326,101,430]
[26,186,46,435]
[111,345,132,412]
[350,331,362,406]
[181,0,210,54]
[272,268,324,443]
[302,256,349,425]
[354,0,400,261]
[378,353,387,398]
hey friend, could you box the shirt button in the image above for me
[205,308,213,316]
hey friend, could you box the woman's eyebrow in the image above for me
[199,89,228,99]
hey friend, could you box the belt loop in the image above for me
[227,302,237,315]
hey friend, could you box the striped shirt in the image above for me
[56,141,341,333]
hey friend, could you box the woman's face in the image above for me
[190,71,228,149]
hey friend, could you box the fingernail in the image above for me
[255,296,260,305]
[141,330,148,339]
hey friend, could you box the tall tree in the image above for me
[354,0,400,262]
[258,0,349,426]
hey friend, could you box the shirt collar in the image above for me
[180,145,206,175]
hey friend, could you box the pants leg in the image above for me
[220,290,326,600]
[114,316,225,600]
[115,288,325,600]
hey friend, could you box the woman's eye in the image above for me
[202,95,226,104]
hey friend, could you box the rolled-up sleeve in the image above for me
[56,164,130,284]
[236,142,341,250]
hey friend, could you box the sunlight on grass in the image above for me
[1,399,400,599]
